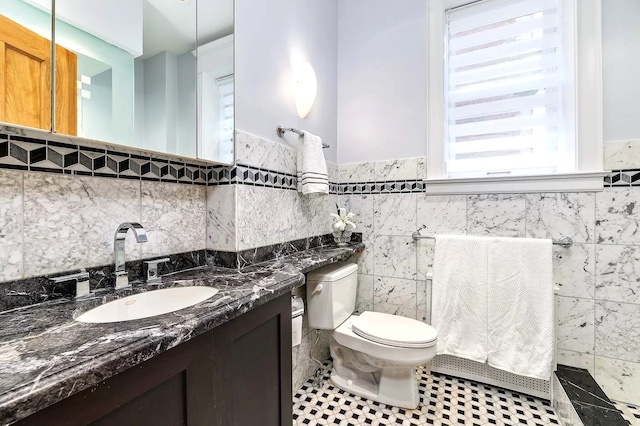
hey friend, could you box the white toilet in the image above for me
[306,262,438,409]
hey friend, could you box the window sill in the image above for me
[423,172,608,195]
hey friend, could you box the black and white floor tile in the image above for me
[293,362,561,426]
[615,402,640,425]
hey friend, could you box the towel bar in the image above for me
[411,226,573,248]
[276,125,330,149]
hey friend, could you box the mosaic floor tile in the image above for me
[293,361,561,426]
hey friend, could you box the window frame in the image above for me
[426,0,605,194]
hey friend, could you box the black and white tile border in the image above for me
[1,131,637,192]
[0,133,209,185]
[293,361,561,426]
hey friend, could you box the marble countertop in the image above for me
[0,243,364,425]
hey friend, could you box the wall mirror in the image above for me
[0,0,234,165]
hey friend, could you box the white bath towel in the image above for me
[432,235,489,363]
[487,237,554,380]
[296,131,329,195]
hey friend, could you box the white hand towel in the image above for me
[432,235,489,363]
[487,237,554,380]
[296,131,328,195]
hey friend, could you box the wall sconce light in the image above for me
[294,62,317,119]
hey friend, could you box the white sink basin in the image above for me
[76,286,219,323]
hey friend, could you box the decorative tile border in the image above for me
[208,163,298,190]
[0,133,209,185]
[604,169,640,187]
[1,131,635,192]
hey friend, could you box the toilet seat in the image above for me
[352,311,437,348]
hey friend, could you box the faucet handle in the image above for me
[50,269,91,298]
[144,258,170,283]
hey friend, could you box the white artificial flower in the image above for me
[331,207,357,232]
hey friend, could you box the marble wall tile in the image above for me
[355,274,374,314]
[236,185,297,250]
[374,158,418,181]
[603,140,640,170]
[326,161,338,183]
[86,177,143,265]
[595,188,640,245]
[417,194,466,236]
[23,174,142,276]
[373,235,416,279]
[349,234,373,275]
[556,296,595,354]
[337,162,375,183]
[373,276,417,319]
[297,193,334,240]
[595,356,640,405]
[595,244,640,304]
[234,130,297,174]
[416,239,435,281]
[553,243,595,299]
[526,193,595,243]
[339,194,374,236]
[466,194,526,237]
[0,170,23,282]
[557,349,595,376]
[595,301,640,363]
[373,193,417,236]
[417,280,428,323]
[141,181,206,257]
[417,157,427,180]
[206,185,236,252]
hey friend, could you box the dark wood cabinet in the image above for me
[17,293,292,426]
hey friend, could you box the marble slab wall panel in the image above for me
[374,158,420,181]
[337,162,376,183]
[604,140,640,170]
[594,356,640,405]
[525,193,596,243]
[235,185,335,251]
[595,188,640,245]
[0,170,23,282]
[22,173,143,277]
[234,130,297,175]
[1,171,208,282]
[466,193,527,237]
[207,185,237,252]
[595,301,640,363]
[373,276,418,319]
[140,181,207,258]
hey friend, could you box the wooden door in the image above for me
[0,15,77,135]
[0,14,51,131]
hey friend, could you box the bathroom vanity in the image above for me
[0,242,364,426]
[15,293,291,426]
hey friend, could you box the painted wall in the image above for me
[336,0,427,163]
[234,0,338,162]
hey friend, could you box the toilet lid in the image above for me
[352,311,438,348]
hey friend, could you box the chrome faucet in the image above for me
[114,222,148,289]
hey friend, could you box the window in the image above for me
[427,0,605,194]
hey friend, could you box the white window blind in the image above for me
[217,75,234,157]
[445,0,572,178]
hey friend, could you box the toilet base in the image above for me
[329,365,421,409]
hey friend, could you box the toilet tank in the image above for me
[306,262,358,330]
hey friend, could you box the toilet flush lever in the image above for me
[311,284,323,296]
